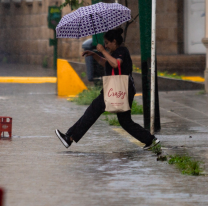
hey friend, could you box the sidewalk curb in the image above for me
[132,72,204,92]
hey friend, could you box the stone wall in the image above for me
[0,0,53,66]
[0,0,91,67]
[156,0,184,54]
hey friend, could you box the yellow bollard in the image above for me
[57,59,88,96]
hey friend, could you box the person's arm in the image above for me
[82,50,106,67]
[92,53,106,68]
[96,44,122,68]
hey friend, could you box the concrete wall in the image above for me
[0,0,54,66]
[0,0,91,67]
[156,0,184,55]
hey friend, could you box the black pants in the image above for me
[66,79,155,145]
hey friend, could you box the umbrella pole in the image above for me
[90,14,98,44]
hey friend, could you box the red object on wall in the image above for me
[0,117,12,138]
[0,188,4,206]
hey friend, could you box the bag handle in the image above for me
[112,60,121,75]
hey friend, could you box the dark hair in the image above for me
[104,28,123,46]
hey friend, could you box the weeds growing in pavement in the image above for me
[149,146,203,175]
[157,155,167,161]
[150,143,162,155]
[104,116,120,126]
[197,90,206,95]
[69,87,101,105]
[168,155,203,176]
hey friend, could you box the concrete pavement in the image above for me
[0,64,208,206]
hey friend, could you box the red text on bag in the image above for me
[108,88,126,99]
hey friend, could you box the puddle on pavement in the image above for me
[188,126,208,133]
[12,135,52,138]
[59,151,111,157]
[59,149,145,160]
[156,125,208,135]
[58,150,151,176]
[0,96,8,100]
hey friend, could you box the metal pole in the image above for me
[150,0,156,135]
[54,29,57,70]
[138,0,151,130]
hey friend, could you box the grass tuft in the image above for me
[150,142,162,155]
[69,87,101,105]
[157,155,167,161]
[197,90,206,95]
[104,116,120,126]
[168,155,203,175]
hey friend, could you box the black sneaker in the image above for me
[55,129,73,148]
[143,138,160,150]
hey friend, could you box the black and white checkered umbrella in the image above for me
[56,2,131,39]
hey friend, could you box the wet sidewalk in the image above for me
[0,64,208,206]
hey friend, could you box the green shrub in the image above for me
[69,86,101,105]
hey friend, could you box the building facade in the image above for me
[0,0,206,76]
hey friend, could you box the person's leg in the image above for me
[117,111,155,145]
[117,77,155,146]
[65,93,105,143]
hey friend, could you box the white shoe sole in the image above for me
[55,129,69,148]
[143,139,160,150]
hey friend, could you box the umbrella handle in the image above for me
[90,14,98,44]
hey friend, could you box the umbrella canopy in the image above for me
[56,2,131,39]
